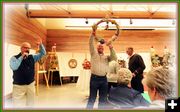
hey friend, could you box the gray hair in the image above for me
[144,67,175,98]
[117,68,132,85]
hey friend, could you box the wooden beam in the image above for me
[28,10,175,19]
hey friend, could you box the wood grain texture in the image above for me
[5,6,47,49]
[47,29,176,56]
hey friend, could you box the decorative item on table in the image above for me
[118,59,126,68]
[162,46,175,68]
[151,54,161,67]
[52,43,57,52]
[150,46,175,68]
[82,59,91,69]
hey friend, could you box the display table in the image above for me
[76,69,91,92]
[48,69,62,86]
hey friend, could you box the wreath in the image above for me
[68,59,77,68]
[92,19,120,45]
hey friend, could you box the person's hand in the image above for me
[92,31,96,36]
[132,73,136,77]
[108,44,113,49]
[22,52,29,59]
[36,37,42,45]
[106,41,113,49]
[92,24,97,33]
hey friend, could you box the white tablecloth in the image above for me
[76,69,91,92]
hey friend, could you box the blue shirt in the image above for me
[10,44,46,71]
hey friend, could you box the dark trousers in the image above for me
[131,74,144,93]
[86,74,108,109]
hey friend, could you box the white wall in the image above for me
[57,52,90,77]
[57,52,151,77]
[4,47,152,95]
[4,43,35,96]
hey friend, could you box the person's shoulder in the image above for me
[133,54,143,59]
[109,86,121,95]
[130,88,142,96]
[13,53,21,59]
[134,53,140,57]
[110,86,118,92]
[110,85,130,94]
[29,54,34,59]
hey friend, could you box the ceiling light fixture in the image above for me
[172,19,175,25]
[85,18,88,24]
[24,4,29,18]
[130,18,133,25]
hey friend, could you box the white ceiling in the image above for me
[5,3,177,29]
[29,3,176,12]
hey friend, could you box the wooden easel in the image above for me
[35,45,49,95]
[47,43,62,86]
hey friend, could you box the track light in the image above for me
[25,4,29,18]
[85,18,88,24]
[25,4,28,10]
[130,18,133,25]
[172,19,175,25]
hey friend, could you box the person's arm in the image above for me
[89,32,96,56]
[33,44,46,62]
[9,56,23,70]
[108,44,117,62]
[134,55,146,75]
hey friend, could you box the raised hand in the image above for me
[36,37,42,45]
[106,42,113,49]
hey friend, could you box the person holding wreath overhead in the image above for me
[86,19,118,109]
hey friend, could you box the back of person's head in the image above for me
[144,67,174,99]
[117,68,132,85]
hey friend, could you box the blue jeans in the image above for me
[86,74,108,109]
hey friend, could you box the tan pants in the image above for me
[12,81,35,108]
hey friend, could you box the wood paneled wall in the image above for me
[5,5,47,49]
[47,29,176,56]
